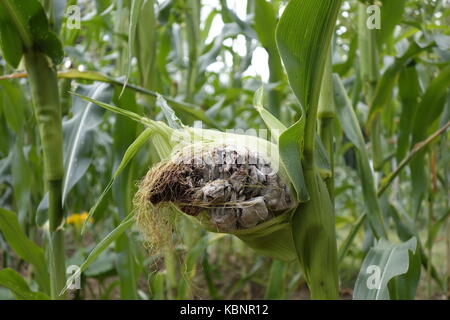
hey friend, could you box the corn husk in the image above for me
[135,120,299,261]
[71,93,300,261]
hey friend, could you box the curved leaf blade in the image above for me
[276,0,342,110]
[0,268,50,300]
[353,237,417,300]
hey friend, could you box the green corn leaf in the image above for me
[338,213,367,265]
[410,65,450,215]
[254,0,284,117]
[0,268,50,300]
[315,135,331,178]
[68,83,218,128]
[333,74,386,238]
[70,92,146,125]
[389,204,441,292]
[368,40,433,123]
[62,213,136,295]
[115,233,139,300]
[276,0,341,300]
[0,0,63,65]
[0,208,50,293]
[82,127,155,234]
[135,0,157,91]
[0,80,26,133]
[292,169,339,299]
[111,86,141,217]
[279,116,309,202]
[0,18,23,68]
[397,65,420,162]
[411,65,450,142]
[11,140,33,224]
[62,83,112,204]
[157,94,184,130]
[377,0,406,50]
[391,246,421,300]
[111,86,141,300]
[254,0,278,51]
[253,87,286,142]
[264,260,287,300]
[353,237,417,300]
[276,0,341,110]
[122,0,144,90]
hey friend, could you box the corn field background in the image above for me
[0,0,449,301]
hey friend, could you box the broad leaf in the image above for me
[0,0,63,66]
[0,268,50,300]
[82,127,154,234]
[62,83,113,203]
[276,0,341,110]
[279,117,309,202]
[62,214,135,295]
[353,237,417,300]
[333,74,386,238]
[0,208,49,293]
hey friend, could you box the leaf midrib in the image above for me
[1,0,33,48]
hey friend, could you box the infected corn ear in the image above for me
[135,142,298,261]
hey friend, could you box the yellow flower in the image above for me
[66,212,93,228]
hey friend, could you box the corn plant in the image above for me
[0,0,449,301]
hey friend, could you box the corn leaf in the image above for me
[0,268,50,300]
[353,237,417,300]
[0,17,23,68]
[253,87,286,141]
[0,0,63,65]
[410,65,450,215]
[276,0,341,110]
[111,86,141,300]
[62,83,112,204]
[254,0,284,117]
[276,0,341,299]
[63,213,136,295]
[377,0,406,50]
[333,74,387,238]
[264,260,287,300]
[0,208,50,293]
[368,41,433,123]
[254,0,278,51]
[82,127,154,234]
[122,0,144,91]
[278,117,309,202]
[135,0,157,90]
[397,65,420,162]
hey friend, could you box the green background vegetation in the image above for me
[0,0,449,300]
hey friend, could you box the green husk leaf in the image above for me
[353,237,417,300]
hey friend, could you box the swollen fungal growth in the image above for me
[136,143,295,239]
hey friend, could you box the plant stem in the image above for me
[24,50,66,299]
[184,0,200,102]
[427,180,434,299]
[293,168,339,299]
[447,215,450,299]
[378,120,450,196]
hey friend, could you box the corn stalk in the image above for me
[0,0,66,299]
[24,50,66,300]
[276,0,342,299]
